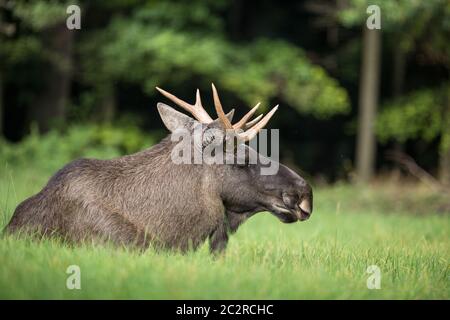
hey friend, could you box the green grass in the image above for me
[0,165,449,299]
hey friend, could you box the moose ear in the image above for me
[157,103,195,132]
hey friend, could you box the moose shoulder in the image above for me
[5,84,313,253]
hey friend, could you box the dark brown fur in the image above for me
[5,103,313,253]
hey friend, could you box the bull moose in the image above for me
[5,84,313,253]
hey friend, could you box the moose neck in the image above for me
[122,135,224,209]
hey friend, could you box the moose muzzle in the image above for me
[280,184,313,222]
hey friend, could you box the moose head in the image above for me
[156,84,313,227]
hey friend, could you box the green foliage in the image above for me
[376,85,449,152]
[0,123,155,173]
[80,2,349,118]
[0,36,42,67]
[223,39,350,118]
[339,0,450,52]
[339,0,448,29]
[1,0,448,178]
[0,0,78,71]
[133,0,227,32]
[12,0,71,30]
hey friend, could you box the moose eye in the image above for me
[203,128,223,146]
[204,135,215,144]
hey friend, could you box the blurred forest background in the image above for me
[0,0,449,186]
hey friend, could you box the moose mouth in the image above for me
[269,202,311,223]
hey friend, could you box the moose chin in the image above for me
[4,84,313,254]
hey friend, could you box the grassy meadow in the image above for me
[0,163,449,299]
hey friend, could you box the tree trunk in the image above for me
[355,27,381,183]
[97,85,116,122]
[32,22,73,133]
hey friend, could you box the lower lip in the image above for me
[299,216,308,221]
[298,210,310,221]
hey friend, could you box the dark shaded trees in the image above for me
[1,1,74,133]
[1,0,449,182]
[31,22,73,132]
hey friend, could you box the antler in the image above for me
[155,87,214,123]
[243,114,263,129]
[211,83,233,129]
[156,84,278,142]
[211,83,278,142]
[232,103,260,129]
[236,105,278,141]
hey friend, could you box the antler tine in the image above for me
[156,86,213,123]
[211,83,233,129]
[232,103,261,129]
[237,105,279,142]
[156,86,193,112]
[244,113,263,129]
[195,89,202,107]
